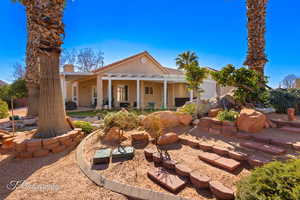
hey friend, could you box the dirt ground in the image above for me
[85,125,300,200]
[0,149,128,200]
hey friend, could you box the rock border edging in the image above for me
[75,130,190,200]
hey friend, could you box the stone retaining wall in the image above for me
[76,130,190,200]
[198,117,237,137]
[1,128,84,159]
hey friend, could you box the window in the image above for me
[92,86,97,105]
[117,85,128,102]
[145,86,153,95]
[72,85,78,102]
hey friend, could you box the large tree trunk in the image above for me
[26,83,39,117]
[36,52,70,138]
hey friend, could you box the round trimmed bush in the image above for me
[217,109,239,122]
[236,159,300,200]
[73,121,95,134]
[0,99,9,119]
[103,110,139,132]
[177,103,196,115]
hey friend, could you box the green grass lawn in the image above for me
[67,109,171,118]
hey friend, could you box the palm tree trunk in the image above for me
[36,52,70,138]
[26,83,39,117]
[244,0,268,76]
[24,0,40,118]
[196,91,201,117]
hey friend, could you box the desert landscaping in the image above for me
[1,0,300,200]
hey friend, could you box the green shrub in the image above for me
[217,109,239,122]
[269,88,300,114]
[211,64,269,106]
[143,115,163,141]
[236,159,300,200]
[103,110,139,132]
[73,121,95,134]
[0,99,9,119]
[177,103,196,115]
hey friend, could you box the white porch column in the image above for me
[190,90,194,101]
[108,79,112,109]
[96,75,103,109]
[136,79,140,109]
[60,75,67,102]
[163,79,167,109]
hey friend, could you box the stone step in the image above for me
[247,155,271,167]
[228,151,248,161]
[240,141,286,155]
[280,126,300,134]
[175,164,193,177]
[271,119,300,128]
[162,159,178,170]
[190,171,211,189]
[147,168,187,193]
[209,181,234,200]
[198,152,241,172]
[144,148,156,161]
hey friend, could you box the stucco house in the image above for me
[296,79,300,88]
[60,51,228,110]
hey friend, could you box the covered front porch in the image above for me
[63,73,194,110]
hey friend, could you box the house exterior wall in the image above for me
[78,79,97,107]
[66,81,73,102]
[296,79,300,88]
[104,55,165,75]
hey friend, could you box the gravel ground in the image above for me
[86,125,300,200]
[0,149,128,200]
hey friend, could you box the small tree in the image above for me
[104,110,139,138]
[0,99,9,119]
[176,51,208,116]
[211,64,268,106]
[185,64,208,116]
[280,74,298,89]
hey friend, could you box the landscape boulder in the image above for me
[157,132,179,145]
[218,92,237,110]
[143,111,192,128]
[237,108,266,133]
[103,127,126,142]
[177,114,193,126]
[208,108,223,118]
[131,132,149,142]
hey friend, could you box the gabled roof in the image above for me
[93,51,169,74]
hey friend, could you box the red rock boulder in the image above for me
[237,108,266,133]
[208,108,223,118]
[157,132,179,145]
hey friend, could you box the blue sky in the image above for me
[0,0,299,87]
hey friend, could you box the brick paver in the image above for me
[148,168,187,193]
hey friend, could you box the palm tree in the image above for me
[176,52,208,116]
[15,0,70,138]
[23,0,40,117]
[244,0,268,76]
[175,51,199,71]
[12,1,40,118]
